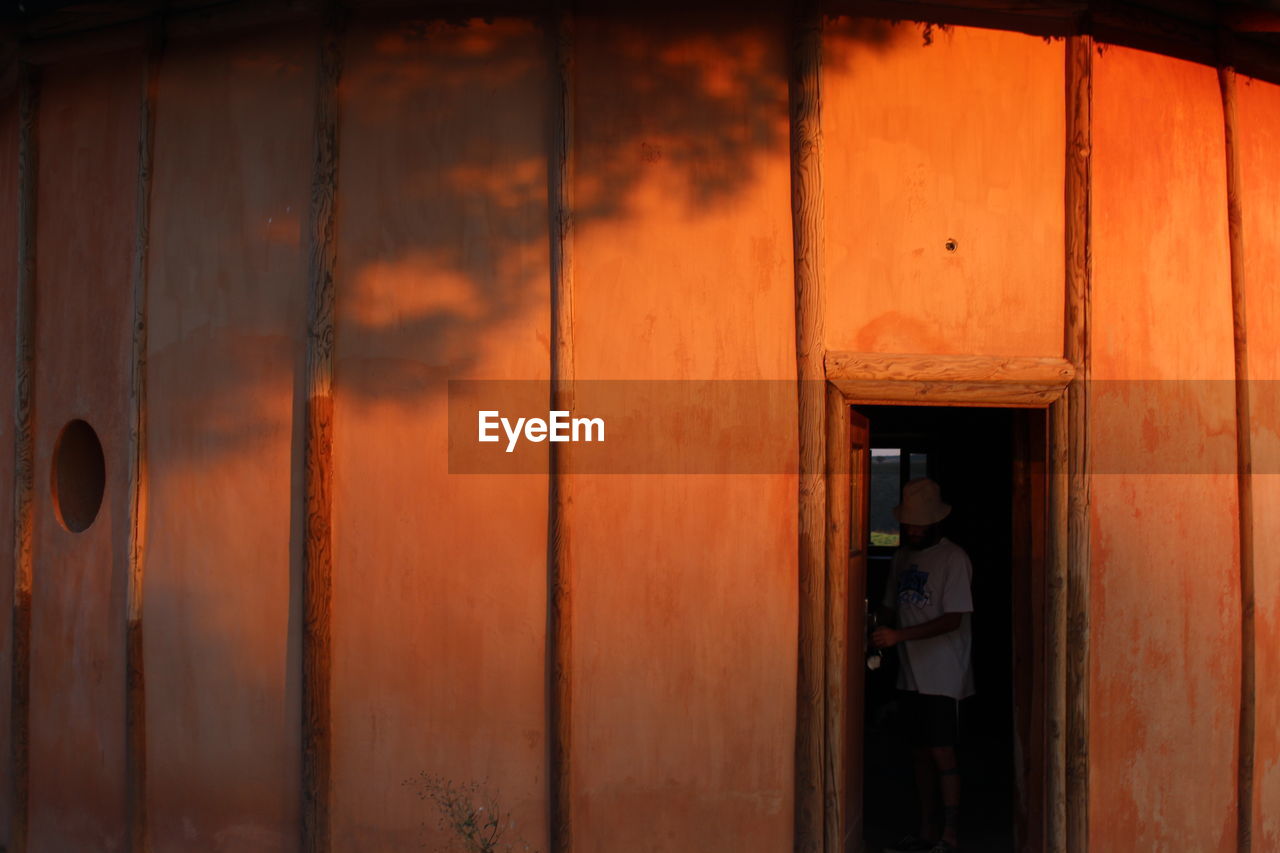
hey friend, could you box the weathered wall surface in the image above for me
[5,10,1276,853]
[28,52,141,852]
[142,29,314,852]
[570,11,797,852]
[330,17,552,852]
[1239,72,1280,850]
[1089,46,1239,851]
[0,92,18,852]
[823,21,1065,357]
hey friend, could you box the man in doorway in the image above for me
[872,477,975,853]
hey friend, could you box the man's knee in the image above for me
[930,746,958,773]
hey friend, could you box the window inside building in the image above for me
[869,446,930,551]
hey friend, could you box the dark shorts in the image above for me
[898,689,959,748]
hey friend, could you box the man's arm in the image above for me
[871,612,963,648]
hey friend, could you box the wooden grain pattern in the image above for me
[826,378,1068,408]
[1024,409,1044,850]
[8,64,37,853]
[1046,399,1069,853]
[126,31,161,853]
[302,17,342,853]
[844,408,869,853]
[825,351,1076,385]
[547,8,575,853]
[1028,410,1049,853]
[1064,34,1092,853]
[1219,62,1255,853]
[1010,409,1050,853]
[790,2,827,849]
[823,385,848,853]
[1011,416,1032,852]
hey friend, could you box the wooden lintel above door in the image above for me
[824,352,1076,408]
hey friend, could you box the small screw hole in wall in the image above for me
[51,419,105,533]
[944,238,959,253]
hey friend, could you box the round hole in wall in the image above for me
[51,419,105,533]
[944,238,959,253]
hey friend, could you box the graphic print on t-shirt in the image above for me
[897,564,931,608]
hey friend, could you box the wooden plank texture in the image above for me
[1219,62,1256,853]
[302,16,342,853]
[125,31,161,853]
[790,1,828,849]
[8,63,36,853]
[844,408,870,853]
[1064,33,1092,853]
[547,8,575,853]
[1046,399,1068,853]
[825,352,1075,385]
[823,385,849,852]
[825,379,1068,408]
[825,353,1075,407]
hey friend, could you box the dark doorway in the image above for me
[852,404,1046,853]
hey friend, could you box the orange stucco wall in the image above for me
[570,11,797,852]
[28,52,142,852]
[330,17,552,851]
[143,29,315,852]
[1239,73,1280,849]
[823,20,1065,357]
[1090,46,1239,851]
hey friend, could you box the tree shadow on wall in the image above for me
[328,7,894,401]
[138,8,905,852]
[144,8,905,450]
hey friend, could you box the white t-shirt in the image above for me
[881,537,975,700]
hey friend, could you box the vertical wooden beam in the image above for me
[1011,413,1032,852]
[1063,34,1092,853]
[1218,61,1255,853]
[547,6,575,853]
[1021,408,1050,853]
[9,63,37,853]
[125,29,162,853]
[302,15,342,853]
[823,385,848,853]
[1045,399,1068,853]
[790,1,827,850]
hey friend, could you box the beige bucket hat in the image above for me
[893,477,951,526]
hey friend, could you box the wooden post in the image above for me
[125,30,162,853]
[1046,399,1068,853]
[1218,61,1255,853]
[1063,34,1092,853]
[9,63,37,853]
[547,7,575,853]
[1012,408,1050,853]
[302,15,343,853]
[790,1,827,850]
[823,385,848,852]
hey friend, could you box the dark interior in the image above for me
[855,404,1025,853]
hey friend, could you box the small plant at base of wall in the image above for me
[403,773,537,853]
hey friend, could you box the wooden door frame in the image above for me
[807,351,1075,853]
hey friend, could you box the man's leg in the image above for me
[930,745,960,847]
[913,746,938,839]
